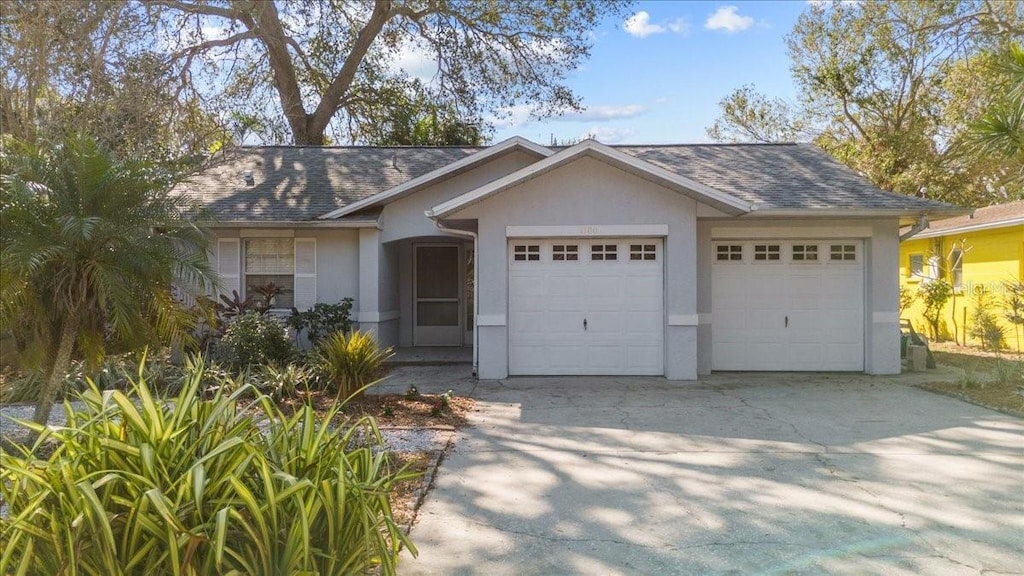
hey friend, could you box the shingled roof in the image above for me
[909,199,1024,239]
[175,141,958,222]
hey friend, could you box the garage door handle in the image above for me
[583,318,587,331]
[785,315,788,328]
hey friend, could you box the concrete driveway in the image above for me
[398,372,1024,575]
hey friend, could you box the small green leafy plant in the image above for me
[405,384,420,400]
[217,311,295,370]
[288,298,354,348]
[0,356,417,574]
[431,389,455,417]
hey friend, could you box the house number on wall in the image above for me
[581,226,600,235]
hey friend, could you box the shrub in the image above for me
[919,279,953,341]
[316,330,394,400]
[218,311,294,370]
[0,357,417,575]
[0,352,185,403]
[969,292,1007,351]
[287,298,355,348]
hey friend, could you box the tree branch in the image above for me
[308,0,396,138]
[145,0,239,21]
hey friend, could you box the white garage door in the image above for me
[712,240,864,371]
[508,238,664,375]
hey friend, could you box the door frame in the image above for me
[413,242,464,347]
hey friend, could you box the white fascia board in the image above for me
[911,217,1024,239]
[739,207,971,226]
[317,136,553,220]
[427,139,752,219]
[200,219,380,229]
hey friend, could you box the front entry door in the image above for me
[414,244,462,346]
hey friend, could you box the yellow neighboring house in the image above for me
[900,200,1024,351]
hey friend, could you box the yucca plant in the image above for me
[316,330,394,400]
[0,355,416,575]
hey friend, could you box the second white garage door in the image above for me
[508,238,664,375]
[712,240,864,371]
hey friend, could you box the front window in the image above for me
[244,238,294,308]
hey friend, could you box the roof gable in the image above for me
[427,139,753,219]
[318,137,552,219]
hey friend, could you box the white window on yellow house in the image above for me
[950,248,963,291]
[909,253,924,278]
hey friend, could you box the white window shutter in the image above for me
[294,238,317,310]
[217,238,241,298]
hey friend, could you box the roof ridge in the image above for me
[612,142,803,148]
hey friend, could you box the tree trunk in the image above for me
[32,311,80,431]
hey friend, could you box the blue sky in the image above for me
[489,1,809,145]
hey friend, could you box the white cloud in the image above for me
[491,103,646,130]
[667,18,691,35]
[562,104,646,122]
[624,11,665,38]
[490,105,537,130]
[387,40,439,83]
[624,12,690,38]
[704,6,754,32]
[806,0,862,6]
[580,126,636,144]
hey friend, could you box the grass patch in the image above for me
[924,348,1024,417]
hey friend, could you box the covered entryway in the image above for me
[712,240,864,371]
[508,238,664,375]
[414,244,464,346]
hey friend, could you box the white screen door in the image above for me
[414,244,462,346]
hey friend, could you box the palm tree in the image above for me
[0,134,216,427]
[968,43,1024,186]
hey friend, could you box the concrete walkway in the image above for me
[400,372,1024,575]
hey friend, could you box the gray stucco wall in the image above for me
[379,150,539,243]
[210,227,359,308]
[450,156,700,380]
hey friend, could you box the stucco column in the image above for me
[358,228,382,337]
[866,221,901,374]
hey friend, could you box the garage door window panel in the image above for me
[513,244,540,262]
[830,244,857,261]
[792,244,819,262]
[553,244,579,261]
[754,244,781,261]
[630,244,657,261]
[591,244,618,261]
[716,244,743,261]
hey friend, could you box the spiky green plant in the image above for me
[0,356,416,575]
[316,330,394,400]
